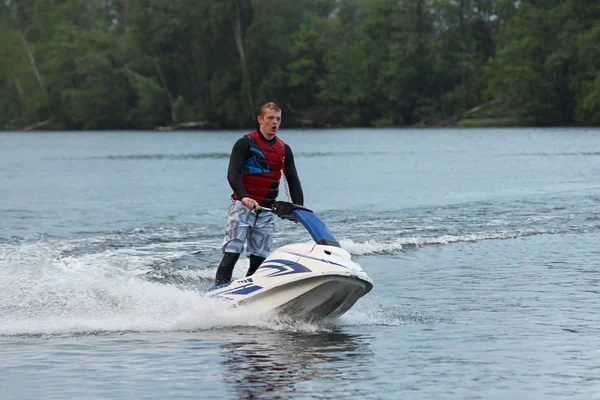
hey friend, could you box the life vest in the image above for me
[233,131,285,206]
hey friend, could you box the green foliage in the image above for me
[61,52,130,129]
[124,67,168,128]
[0,28,23,128]
[486,0,600,126]
[570,9,600,124]
[2,0,600,130]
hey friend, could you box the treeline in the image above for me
[1,0,599,130]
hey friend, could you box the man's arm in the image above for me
[227,138,250,199]
[284,144,304,205]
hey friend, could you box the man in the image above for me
[214,102,304,286]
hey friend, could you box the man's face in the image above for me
[258,108,282,139]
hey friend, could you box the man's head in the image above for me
[257,102,282,139]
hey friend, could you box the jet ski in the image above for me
[207,201,373,321]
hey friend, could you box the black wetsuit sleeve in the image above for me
[284,144,304,205]
[227,137,250,199]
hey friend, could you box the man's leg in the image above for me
[216,200,252,285]
[246,255,265,277]
[215,252,241,285]
[246,211,275,277]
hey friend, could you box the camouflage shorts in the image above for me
[220,199,275,258]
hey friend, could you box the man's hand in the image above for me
[241,197,259,211]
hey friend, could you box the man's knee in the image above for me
[221,237,245,254]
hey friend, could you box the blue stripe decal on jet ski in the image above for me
[213,282,263,297]
[287,252,347,268]
[226,284,263,295]
[260,259,312,277]
[207,278,256,293]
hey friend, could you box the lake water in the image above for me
[1,128,600,399]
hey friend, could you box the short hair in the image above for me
[260,102,281,116]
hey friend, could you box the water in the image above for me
[1,128,600,399]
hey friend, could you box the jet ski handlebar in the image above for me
[271,201,313,220]
[257,201,340,247]
[256,201,312,220]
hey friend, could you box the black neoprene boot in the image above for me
[246,255,266,277]
[215,252,240,285]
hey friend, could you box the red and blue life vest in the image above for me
[233,131,285,206]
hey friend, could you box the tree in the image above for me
[486,2,569,124]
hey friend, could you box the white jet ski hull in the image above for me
[207,242,373,321]
[268,274,372,319]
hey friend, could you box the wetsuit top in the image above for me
[228,130,304,208]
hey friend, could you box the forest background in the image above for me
[1,0,600,131]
